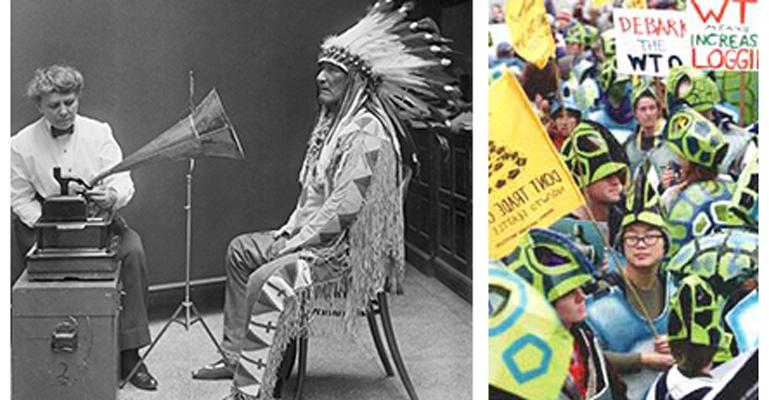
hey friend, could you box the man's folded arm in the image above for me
[280,134,379,254]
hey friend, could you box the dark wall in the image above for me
[12,0,473,287]
[11,0,373,285]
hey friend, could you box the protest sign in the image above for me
[688,0,759,71]
[488,71,585,260]
[614,8,689,77]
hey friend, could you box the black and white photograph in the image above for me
[9,1,473,399]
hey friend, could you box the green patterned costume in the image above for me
[666,181,747,257]
[665,230,757,303]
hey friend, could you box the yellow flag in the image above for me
[488,71,585,260]
[592,0,615,7]
[623,0,648,9]
[505,0,555,69]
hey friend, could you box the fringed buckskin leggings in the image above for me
[222,231,312,398]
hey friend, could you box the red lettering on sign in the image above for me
[732,0,757,24]
[691,46,759,70]
[624,15,685,37]
[618,16,631,32]
[690,0,730,23]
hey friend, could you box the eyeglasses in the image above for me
[623,234,664,247]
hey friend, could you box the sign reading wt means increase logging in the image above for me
[687,0,759,71]
[614,9,689,77]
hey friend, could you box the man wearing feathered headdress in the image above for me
[191,2,460,399]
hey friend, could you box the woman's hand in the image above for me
[640,352,675,370]
[86,187,118,211]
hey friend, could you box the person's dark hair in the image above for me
[680,162,719,192]
[521,60,558,102]
[26,65,84,104]
[670,341,718,377]
[632,92,660,113]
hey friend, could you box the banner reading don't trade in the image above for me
[488,71,585,260]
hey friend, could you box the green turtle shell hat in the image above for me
[565,22,588,45]
[666,66,721,113]
[561,121,630,189]
[631,80,660,110]
[600,29,616,59]
[668,275,730,350]
[504,228,595,303]
[621,160,669,252]
[663,107,729,169]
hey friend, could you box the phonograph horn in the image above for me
[88,88,244,187]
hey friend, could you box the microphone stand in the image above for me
[120,72,227,388]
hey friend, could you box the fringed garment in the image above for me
[232,107,404,399]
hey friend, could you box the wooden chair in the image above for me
[277,166,418,400]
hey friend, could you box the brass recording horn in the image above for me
[88,88,244,186]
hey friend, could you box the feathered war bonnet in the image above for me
[318,0,461,166]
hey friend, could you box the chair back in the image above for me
[400,165,413,206]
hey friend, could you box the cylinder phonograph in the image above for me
[23,88,244,281]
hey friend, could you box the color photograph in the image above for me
[488,0,758,399]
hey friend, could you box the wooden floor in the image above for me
[118,263,473,400]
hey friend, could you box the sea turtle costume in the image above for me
[730,146,758,228]
[667,275,731,351]
[666,66,721,114]
[488,266,574,400]
[565,22,588,47]
[552,121,629,267]
[663,109,749,256]
[623,81,675,189]
[553,121,629,260]
[586,162,675,399]
[645,274,760,400]
[713,70,758,126]
[667,66,754,174]
[665,229,758,358]
[504,228,614,400]
[666,180,748,257]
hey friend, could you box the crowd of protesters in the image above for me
[489,0,758,399]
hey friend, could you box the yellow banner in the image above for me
[488,71,585,260]
[623,0,649,9]
[505,0,555,69]
[592,0,615,7]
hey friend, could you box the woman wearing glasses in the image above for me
[585,163,677,399]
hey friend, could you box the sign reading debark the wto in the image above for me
[614,9,690,77]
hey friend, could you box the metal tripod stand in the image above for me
[120,158,226,388]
